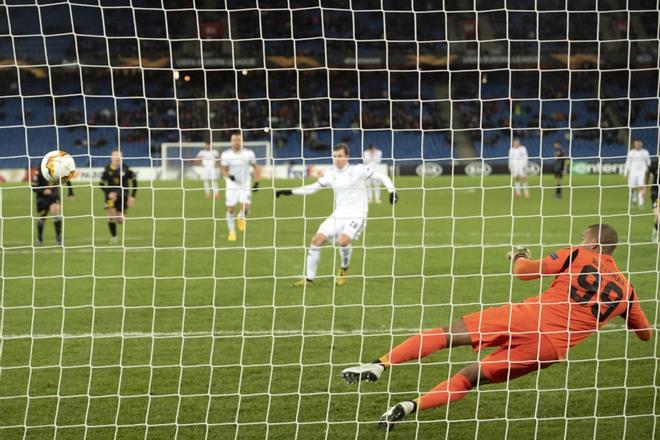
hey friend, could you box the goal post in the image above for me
[159,141,272,180]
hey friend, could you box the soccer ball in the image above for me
[41,150,76,183]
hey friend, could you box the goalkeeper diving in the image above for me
[340,224,652,431]
[276,143,397,286]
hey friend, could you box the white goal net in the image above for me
[0,1,657,439]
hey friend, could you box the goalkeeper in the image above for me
[341,224,652,430]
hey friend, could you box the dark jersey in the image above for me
[650,158,659,203]
[100,163,138,197]
[553,148,566,173]
[32,171,74,200]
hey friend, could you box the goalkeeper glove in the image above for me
[227,175,236,182]
[276,189,292,198]
[252,181,260,193]
[389,192,398,204]
[507,246,531,262]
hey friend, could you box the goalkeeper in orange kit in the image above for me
[341,224,652,431]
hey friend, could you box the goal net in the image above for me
[160,141,272,179]
[0,1,657,439]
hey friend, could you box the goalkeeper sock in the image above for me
[339,244,352,269]
[379,328,447,367]
[514,182,521,194]
[226,212,236,233]
[37,218,45,241]
[53,216,62,240]
[108,221,117,237]
[305,245,321,280]
[415,373,472,411]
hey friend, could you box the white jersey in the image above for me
[221,148,256,189]
[625,148,650,176]
[319,164,376,218]
[508,145,529,169]
[363,148,383,167]
[196,149,219,171]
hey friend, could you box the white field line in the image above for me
[0,322,634,339]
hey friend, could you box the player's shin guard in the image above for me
[415,373,472,411]
[305,245,321,281]
[108,221,117,237]
[226,212,236,233]
[339,244,352,269]
[379,328,447,366]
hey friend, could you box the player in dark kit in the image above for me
[649,157,659,242]
[100,150,137,243]
[552,141,567,199]
[32,170,74,245]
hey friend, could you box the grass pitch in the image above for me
[0,174,657,439]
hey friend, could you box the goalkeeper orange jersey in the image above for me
[517,246,651,356]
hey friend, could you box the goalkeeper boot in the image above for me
[237,217,246,232]
[293,278,314,287]
[340,362,384,384]
[378,401,416,431]
[228,232,237,242]
[336,267,348,286]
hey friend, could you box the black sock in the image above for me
[53,219,62,240]
[37,220,45,240]
[556,185,562,195]
[655,222,658,230]
[108,221,117,237]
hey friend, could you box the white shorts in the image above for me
[318,217,366,241]
[628,172,646,188]
[226,187,251,207]
[511,166,527,178]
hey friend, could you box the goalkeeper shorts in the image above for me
[462,304,560,383]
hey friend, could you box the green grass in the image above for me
[0,174,657,439]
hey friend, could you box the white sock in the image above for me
[339,245,352,269]
[226,212,236,233]
[212,180,218,195]
[306,245,321,280]
[523,183,528,192]
[374,186,381,202]
[515,182,521,193]
[203,180,211,195]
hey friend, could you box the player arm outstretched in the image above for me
[367,168,398,204]
[509,247,574,280]
[275,181,324,197]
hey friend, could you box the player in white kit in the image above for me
[195,141,220,199]
[221,132,261,241]
[624,139,650,208]
[363,145,384,203]
[276,144,397,287]
[508,138,529,198]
